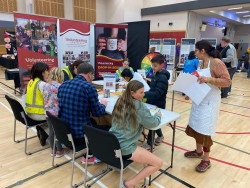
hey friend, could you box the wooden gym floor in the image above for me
[0,66,249,188]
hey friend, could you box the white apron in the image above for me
[189,59,221,136]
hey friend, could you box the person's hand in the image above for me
[117,38,127,52]
[197,76,207,84]
[156,112,162,117]
[100,99,108,107]
[96,37,106,54]
[185,95,190,100]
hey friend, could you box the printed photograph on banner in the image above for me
[95,24,128,77]
[15,18,57,56]
[96,27,128,59]
[14,14,58,94]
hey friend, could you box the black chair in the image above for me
[82,124,146,188]
[5,95,49,155]
[46,112,87,188]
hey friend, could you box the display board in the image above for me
[58,19,90,68]
[201,38,217,48]
[179,38,196,67]
[162,38,176,65]
[149,39,161,53]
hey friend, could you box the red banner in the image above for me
[14,13,58,94]
[96,55,123,77]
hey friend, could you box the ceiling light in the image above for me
[228,7,243,10]
[243,15,250,17]
[236,11,249,14]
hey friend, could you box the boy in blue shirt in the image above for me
[143,54,170,150]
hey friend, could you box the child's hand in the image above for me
[156,112,162,117]
[185,95,190,100]
[100,99,108,107]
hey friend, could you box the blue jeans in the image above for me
[248,67,250,78]
[147,129,163,145]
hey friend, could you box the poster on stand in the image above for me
[14,13,58,94]
[58,19,90,68]
[149,39,161,53]
[179,38,196,67]
[162,39,176,65]
[95,24,128,77]
[201,38,217,48]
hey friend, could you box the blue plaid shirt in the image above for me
[58,75,106,139]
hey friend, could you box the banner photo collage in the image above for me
[95,24,128,77]
[58,19,90,68]
[14,13,58,94]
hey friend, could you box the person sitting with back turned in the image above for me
[61,60,84,82]
[58,63,108,164]
[110,80,162,188]
[142,54,170,150]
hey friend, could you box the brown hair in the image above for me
[112,80,144,131]
[47,67,64,84]
[123,57,130,64]
[71,60,85,70]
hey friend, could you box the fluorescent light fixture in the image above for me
[236,11,249,14]
[243,15,250,17]
[228,7,243,10]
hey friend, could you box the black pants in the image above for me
[221,67,236,98]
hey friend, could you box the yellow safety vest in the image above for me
[62,66,73,80]
[25,78,44,115]
[116,67,133,78]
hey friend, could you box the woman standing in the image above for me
[184,40,231,172]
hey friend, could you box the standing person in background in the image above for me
[184,40,230,172]
[220,36,238,97]
[61,60,84,82]
[142,55,170,150]
[183,51,200,74]
[247,47,250,78]
[115,58,134,82]
[175,43,181,68]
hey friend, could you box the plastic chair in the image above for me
[82,124,146,188]
[46,111,87,188]
[5,95,49,155]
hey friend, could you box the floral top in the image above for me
[42,81,61,117]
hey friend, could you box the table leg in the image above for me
[171,121,176,168]
[149,130,154,186]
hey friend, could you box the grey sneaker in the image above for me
[141,143,155,151]
[155,136,164,146]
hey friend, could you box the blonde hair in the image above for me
[47,67,64,84]
[112,80,144,131]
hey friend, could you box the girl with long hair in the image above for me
[110,80,162,188]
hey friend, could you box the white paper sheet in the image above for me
[133,72,150,92]
[171,73,211,105]
[137,69,146,78]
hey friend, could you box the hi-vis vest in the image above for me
[25,78,44,115]
[116,67,133,78]
[62,66,73,80]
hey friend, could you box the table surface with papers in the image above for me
[103,96,181,130]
